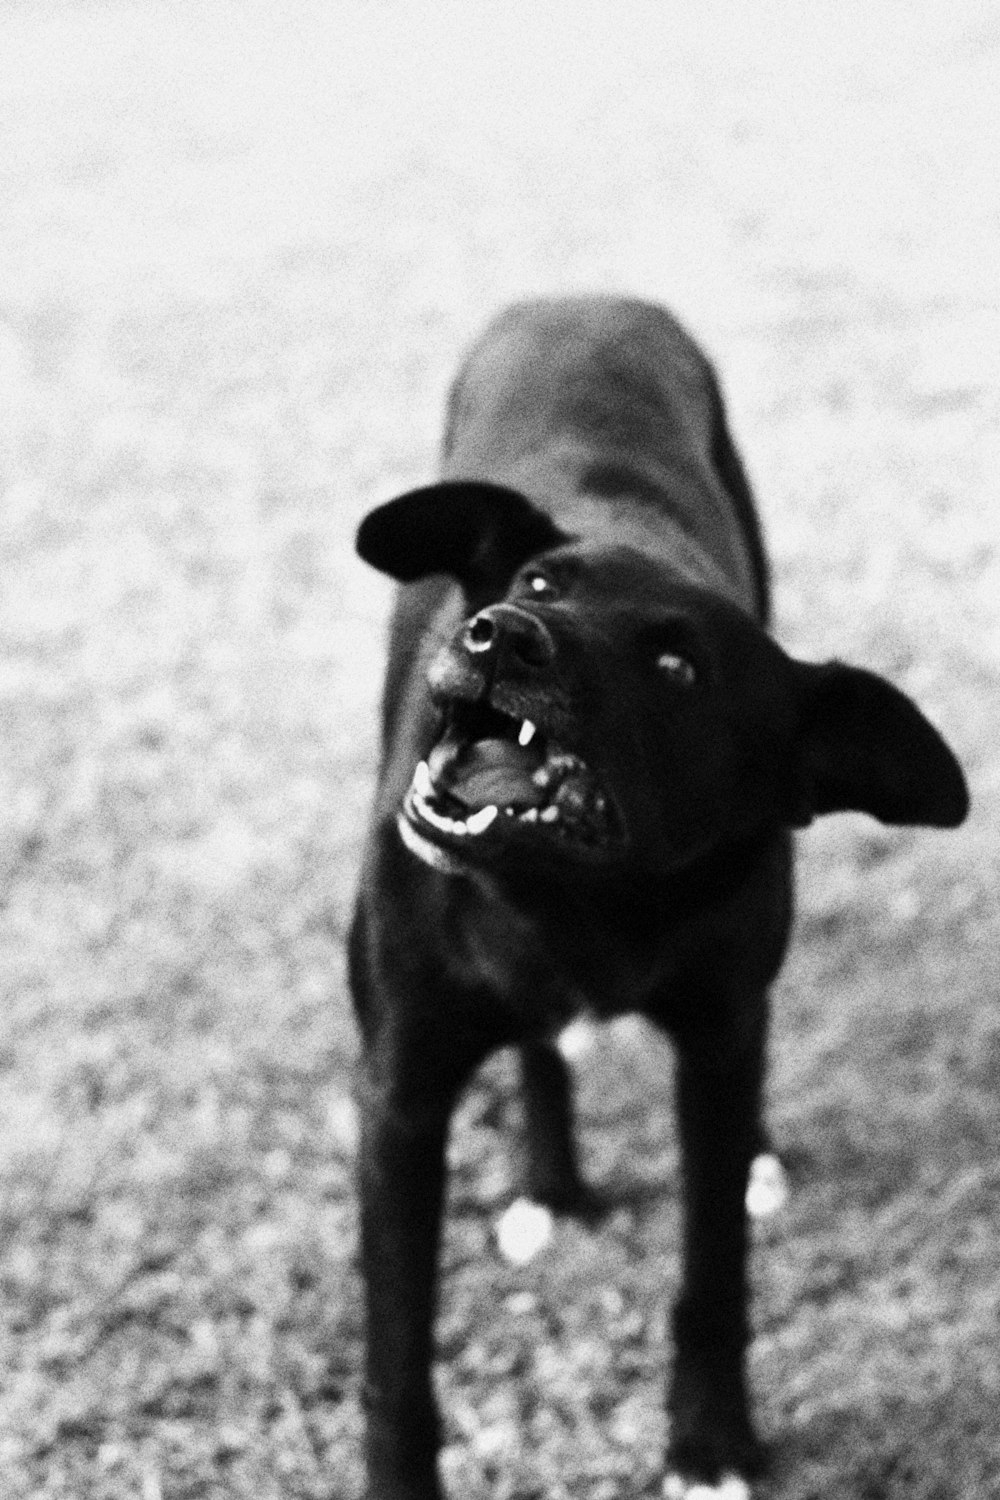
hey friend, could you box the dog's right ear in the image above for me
[356,481,565,591]
[788,659,970,829]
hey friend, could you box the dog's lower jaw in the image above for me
[396,810,469,875]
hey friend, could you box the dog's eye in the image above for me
[523,570,557,599]
[656,650,697,687]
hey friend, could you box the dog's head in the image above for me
[358,481,968,879]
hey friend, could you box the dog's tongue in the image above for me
[428,737,544,811]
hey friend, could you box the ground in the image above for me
[0,3,998,1497]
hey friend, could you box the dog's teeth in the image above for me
[413,761,433,799]
[418,799,460,835]
[539,805,559,823]
[518,719,537,748]
[413,793,499,839]
[520,807,539,823]
[465,804,499,835]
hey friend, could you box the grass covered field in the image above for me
[1,3,998,1496]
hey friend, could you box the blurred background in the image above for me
[1,3,997,1496]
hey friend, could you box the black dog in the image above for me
[349,296,968,1499]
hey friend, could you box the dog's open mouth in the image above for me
[399,699,622,864]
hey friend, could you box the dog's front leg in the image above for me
[357,1033,475,1500]
[665,1020,768,1496]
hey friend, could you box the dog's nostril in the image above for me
[463,614,496,652]
[461,606,555,668]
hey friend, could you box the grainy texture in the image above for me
[0,3,997,1496]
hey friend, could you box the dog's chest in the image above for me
[445,870,677,1031]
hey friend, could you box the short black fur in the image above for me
[349,295,968,1500]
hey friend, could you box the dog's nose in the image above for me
[461,605,556,669]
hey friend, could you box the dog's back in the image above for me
[444,296,770,619]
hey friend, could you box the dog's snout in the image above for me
[461,605,556,669]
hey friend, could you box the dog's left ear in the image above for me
[356,481,565,592]
[789,660,969,828]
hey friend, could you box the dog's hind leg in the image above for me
[496,1038,599,1264]
[518,1039,593,1214]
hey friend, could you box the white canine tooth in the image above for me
[465,804,499,835]
[413,761,433,799]
[518,719,537,748]
[539,805,559,823]
[520,807,539,823]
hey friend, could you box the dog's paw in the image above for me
[495,1197,554,1264]
[555,1016,600,1060]
[745,1151,787,1219]
[663,1471,752,1500]
[328,1093,359,1155]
